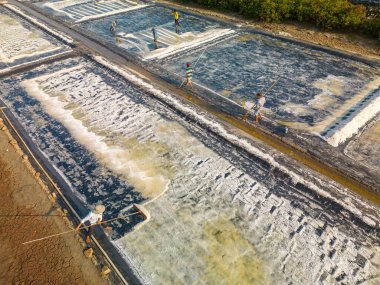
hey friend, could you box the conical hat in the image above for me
[94,204,105,214]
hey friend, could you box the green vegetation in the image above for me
[180,0,380,39]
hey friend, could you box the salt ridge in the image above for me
[43,0,93,11]
[327,88,380,147]
[143,29,235,60]
[76,4,148,23]
[0,50,73,74]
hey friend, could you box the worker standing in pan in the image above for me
[152,27,159,49]
[246,92,266,123]
[178,63,193,90]
[76,204,112,244]
[171,9,181,34]
[109,20,118,34]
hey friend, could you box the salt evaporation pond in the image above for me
[36,0,147,23]
[33,0,380,146]
[75,1,380,145]
[0,6,70,70]
[78,5,233,57]
[0,57,379,284]
[159,33,380,125]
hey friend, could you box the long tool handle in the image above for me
[22,212,140,245]
[193,46,208,70]
[264,78,280,95]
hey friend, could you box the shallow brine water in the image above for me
[79,5,231,57]
[0,57,379,284]
[32,0,380,145]
[159,33,380,125]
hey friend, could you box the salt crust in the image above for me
[5,4,74,44]
[92,55,379,228]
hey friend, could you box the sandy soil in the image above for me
[161,0,380,60]
[0,127,109,285]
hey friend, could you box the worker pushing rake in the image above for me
[76,204,111,244]
[177,44,210,91]
[22,203,150,246]
[242,78,280,123]
[242,92,266,123]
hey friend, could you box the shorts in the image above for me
[83,221,108,238]
[252,109,261,116]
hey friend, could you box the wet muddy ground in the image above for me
[0,128,109,285]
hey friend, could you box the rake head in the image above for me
[132,204,150,219]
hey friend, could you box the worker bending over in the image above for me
[76,204,112,244]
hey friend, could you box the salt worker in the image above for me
[171,9,181,34]
[76,204,112,244]
[178,62,193,90]
[152,27,159,49]
[250,92,266,123]
[109,20,118,34]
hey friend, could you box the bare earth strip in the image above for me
[0,129,109,285]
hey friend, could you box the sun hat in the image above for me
[94,204,105,214]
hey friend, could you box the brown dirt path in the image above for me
[0,129,110,285]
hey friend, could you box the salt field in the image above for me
[0,56,379,284]
[26,0,380,146]
[39,0,147,23]
[0,1,380,284]
[79,5,234,59]
[75,2,380,146]
[158,34,380,145]
[0,6,70,71]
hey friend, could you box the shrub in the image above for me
[308,0,366,29]
[363,17,380,38]
[180,0,377,39]
[238,0,262,19]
